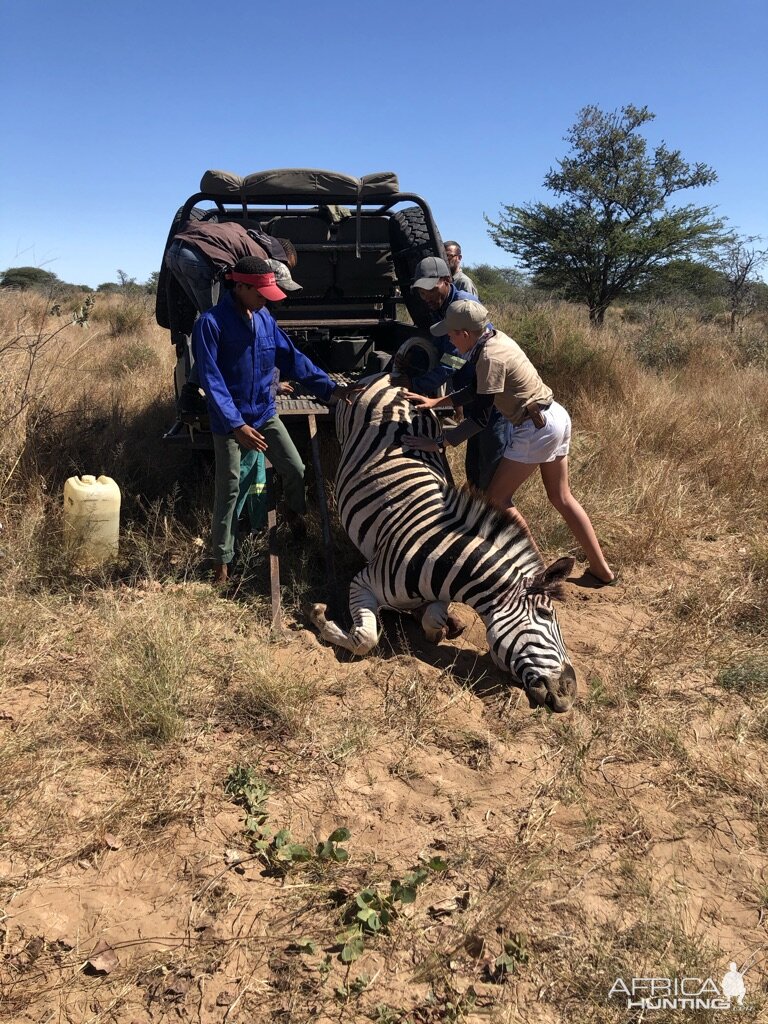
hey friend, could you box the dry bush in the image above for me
[0,291,205,598]
[89,289,155,338]
[225,652,319,737]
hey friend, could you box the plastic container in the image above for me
[63,475,121,565]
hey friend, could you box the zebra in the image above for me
[310,374,577,712]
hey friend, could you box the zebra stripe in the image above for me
[311,375,577,712]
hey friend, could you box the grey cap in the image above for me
[412,255,451,290]
[266,258,302,292]
[430,299,489,336]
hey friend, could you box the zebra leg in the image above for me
[412,601,450,643]
[410,602,466,643]
[310,574,381,656]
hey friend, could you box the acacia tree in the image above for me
[708,236,768,333]
[0,267,60,290]
[487,105,727,324]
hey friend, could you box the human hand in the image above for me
[329,382,366,405]
[276,381,294,396]
[234,424,268,451]
[401,391,441,411]
[402,433,441,453]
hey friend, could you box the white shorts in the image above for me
[503,401,571,464]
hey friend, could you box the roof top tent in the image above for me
[166,168,445,329]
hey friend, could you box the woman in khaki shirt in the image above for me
[403,300,616,586]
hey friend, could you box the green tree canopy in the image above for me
[0,266,60,290]
[487,105,727,324]
[632,259,726,301]
[464,264,531,305]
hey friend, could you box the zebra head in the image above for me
[485,556,576,713]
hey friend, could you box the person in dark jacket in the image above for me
[395,256,509,492]
[193,256,357,584]
[166,221,299,421]
[165,221,297,312]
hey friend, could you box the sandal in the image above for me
[582,569,620,588]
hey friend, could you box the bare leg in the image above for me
[484,458,543,560]
[539,456,614,583]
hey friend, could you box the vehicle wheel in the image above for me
[389,207,446,329]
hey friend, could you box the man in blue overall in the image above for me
[193,255,357,585]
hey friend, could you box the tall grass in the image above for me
[2,288,766,593]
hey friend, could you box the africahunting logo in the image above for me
[609,961,748,1011]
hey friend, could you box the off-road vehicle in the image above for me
[155,168,447,441]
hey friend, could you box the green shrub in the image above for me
[717,660,768,699]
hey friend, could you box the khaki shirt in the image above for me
[475,329,553,425]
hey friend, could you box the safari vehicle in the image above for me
[155,168,447,441]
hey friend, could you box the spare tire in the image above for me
[394,333,438,379]
[389,207,446,329]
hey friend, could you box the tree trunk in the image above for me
[589,304,607,326]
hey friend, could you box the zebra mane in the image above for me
[446,482,546,572]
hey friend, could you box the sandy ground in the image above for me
[2,545,767,1023]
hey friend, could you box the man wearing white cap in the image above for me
[193,256,358,584]
[402,300,616,587]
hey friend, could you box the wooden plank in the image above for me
[307,414,338,610]
[265,459,282,633]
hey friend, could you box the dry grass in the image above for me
[2,289,768,1022]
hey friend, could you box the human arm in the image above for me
[401,391,444,412]
[402,391,496,452]
[328,382,366,404]
[271,320,365,404]
[272,320,337,401]
[270,319,367,405]
[192,315,247,433]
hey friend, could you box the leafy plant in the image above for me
[494,932,529,977]
[223,765,350,874]
[338,856,448,962]
[316,827,351,862]
[223,764,270,832]
[335,972,370,1003]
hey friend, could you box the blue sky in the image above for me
[2,0,766,288]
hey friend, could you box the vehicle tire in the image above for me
[393,333,438,380]
[389,207,446,329]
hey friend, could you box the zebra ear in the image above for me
[529,556,575,594]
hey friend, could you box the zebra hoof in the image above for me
[308,603,328,629]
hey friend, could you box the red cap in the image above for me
[225,270,286,301]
